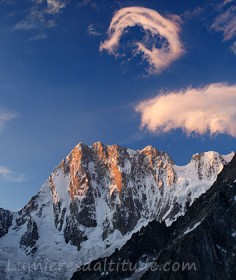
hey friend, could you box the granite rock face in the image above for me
[71,154,236,280]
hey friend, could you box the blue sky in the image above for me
[0,0,236,210]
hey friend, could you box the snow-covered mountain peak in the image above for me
[222,151,235,162]
[187,150,234,181]
[0,143,234,280]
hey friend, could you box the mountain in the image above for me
[0,142,234,280]
[71,152,236,280]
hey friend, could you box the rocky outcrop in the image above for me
[0,208,12,238]
[20,217,39,255]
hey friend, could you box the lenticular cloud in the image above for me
[136,83,236,137]
[100,6,184,75]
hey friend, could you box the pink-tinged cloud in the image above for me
[136,83,236,137]
[100,7,184,75]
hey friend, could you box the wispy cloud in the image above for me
[231,41,236,54]
[87,24,101,36]
[100,7,184,76]
[136,83,236,137]
[182,6,204,20]
[77,0,98,12]
[0,0,16,4]
[13,0,67,33]
[0,166,25,182]
[46,0,67,14]
[0,107,17,129]
[222,0,234,6]
[211,1,236,54]
[29,33,48,41]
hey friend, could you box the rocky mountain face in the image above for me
[0,208,12,238]
[71,154,236,280]
[0,142,234,280]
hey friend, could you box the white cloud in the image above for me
[0,166,25,182]
[0,108,17,129]
[211,1,236,54]
[136,83,236,137]
[100,6,184,75]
